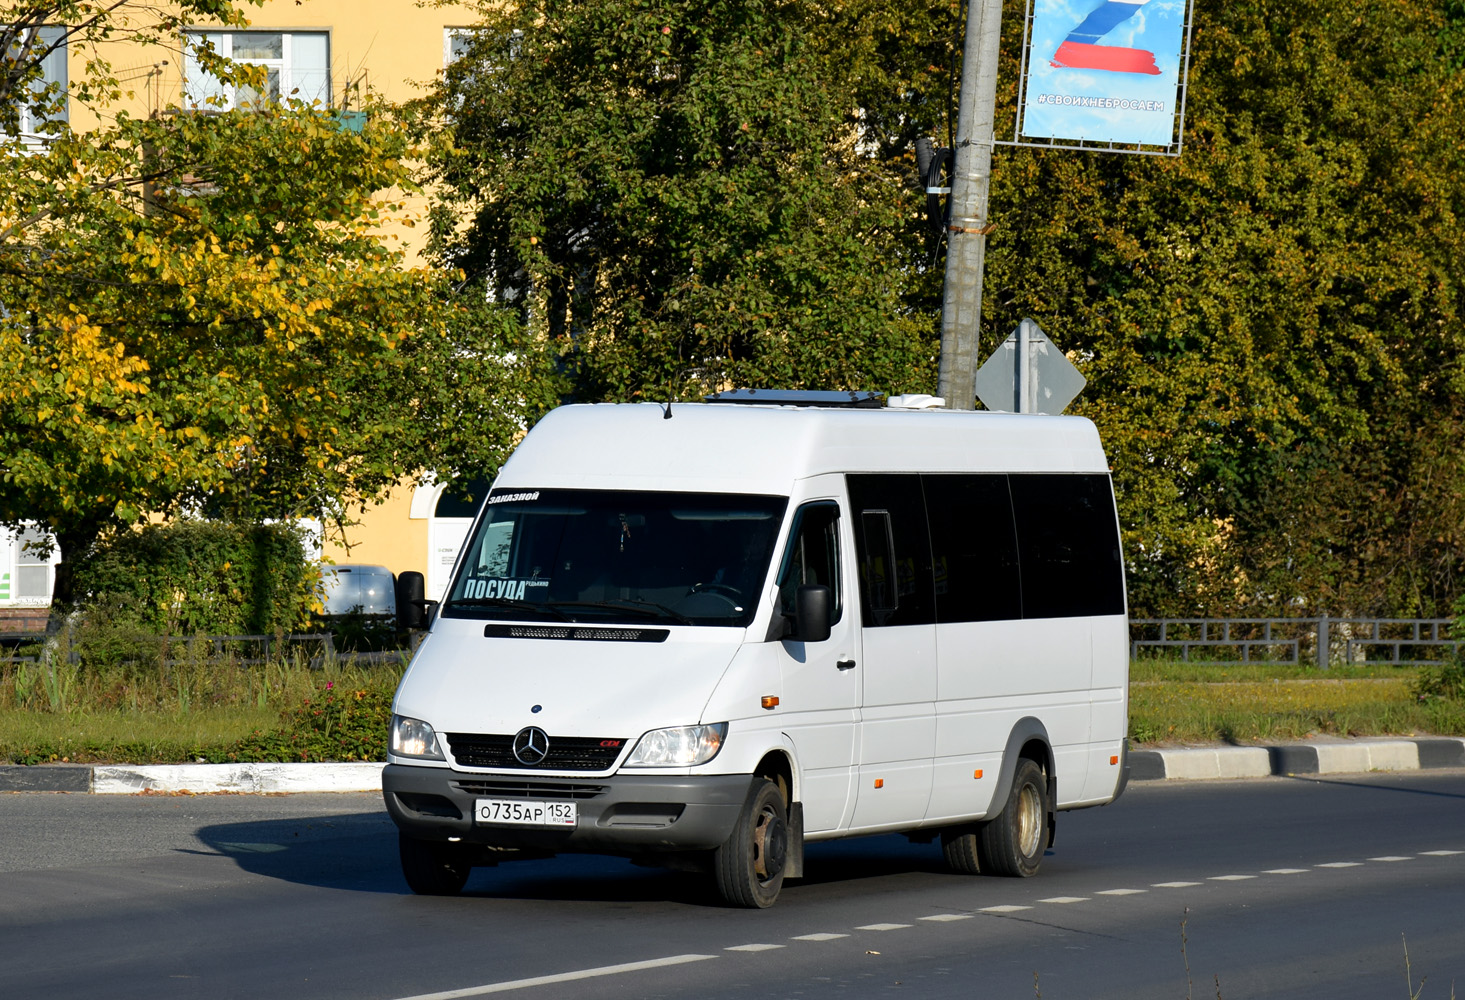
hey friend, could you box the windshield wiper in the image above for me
[446,597,572,621]
[547,599,694,626]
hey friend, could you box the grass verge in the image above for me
[1130,659,1465,745]
[4,642,1464,762]
[0,638,405,764]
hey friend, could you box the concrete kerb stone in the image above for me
[3,738,1464,794]
[0,763,91,793]
[1129,737,1465,782]
[0,762,383,794]
[92,762,385,794]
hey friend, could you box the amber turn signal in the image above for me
[761,695,779,710]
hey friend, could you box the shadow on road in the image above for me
[189,813,961,906]
[1284,773,1465,800]
[191,809,403,894]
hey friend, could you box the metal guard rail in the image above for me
[1130,617,1459,667]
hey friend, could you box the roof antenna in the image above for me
[662,365,697,419]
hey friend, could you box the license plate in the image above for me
[474,798,577,827]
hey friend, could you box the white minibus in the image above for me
[383,391,1130,907]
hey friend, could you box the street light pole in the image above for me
[937,0,1005,410]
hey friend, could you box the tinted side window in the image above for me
[847,474,935,627]
[776,502,843,624]
[923,474,1022,623]
[1009,474,1124,619]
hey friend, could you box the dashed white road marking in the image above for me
[391,954,717,999]
[391,849,1463,998]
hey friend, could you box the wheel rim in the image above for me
[752,804,787,882]
[1015,782,1042,859]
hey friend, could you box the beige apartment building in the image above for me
[2,1,491,620]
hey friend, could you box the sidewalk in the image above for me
[2,737,1463,794]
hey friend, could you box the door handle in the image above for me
[836,658,856,671]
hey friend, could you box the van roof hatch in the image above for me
[704,389,885,408]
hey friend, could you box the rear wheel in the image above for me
[713,777,788,908]
[940,826,982,875]
[399,833,472,895]
[976,758,1049,878]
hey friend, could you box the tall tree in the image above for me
[0,2,557,606]
[421,0,1465,618]
[981,0,1465,616]
[416,0,944,401]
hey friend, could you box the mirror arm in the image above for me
[764,611,792,643]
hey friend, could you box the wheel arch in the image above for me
[753,741,802,880]
[753,746,796,806]
[987,716,1053,820]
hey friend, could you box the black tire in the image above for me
[975,758,1049,878]
[399,832,472,896]
[941,826,982,875]
[713,777,789,908]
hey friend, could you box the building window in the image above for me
[1,525,57,606]
[444,28,475,67]
[183,30,330,110]
[6,24,68,140]
[444,27,518,70]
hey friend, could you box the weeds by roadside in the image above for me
[0,626,405,764]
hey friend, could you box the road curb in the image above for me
[1128,737,1465,782]
[3,738,1463,794]
[0,762,383,794]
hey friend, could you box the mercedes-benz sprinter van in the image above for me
[383,391,1129,907]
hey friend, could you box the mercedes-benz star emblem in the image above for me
[512,726,550,766]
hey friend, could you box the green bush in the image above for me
[216,682,392,763]
[76,520,321,636]
[1414,599,1465,705]
[1414,658,1465,704]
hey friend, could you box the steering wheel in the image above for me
[690,582,744,608]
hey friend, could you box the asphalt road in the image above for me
[3,771,1464,1000]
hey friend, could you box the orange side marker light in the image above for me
[1110,755,1119,765]
[973,769,984,779]
[761,696,779,710]
[874,778,884,789]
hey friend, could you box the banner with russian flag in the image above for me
[1020,0,1189,148]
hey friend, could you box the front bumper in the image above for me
[382,763,753,855]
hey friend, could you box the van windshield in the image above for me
[442,489,788,627]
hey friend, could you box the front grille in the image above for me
[453,779,609,800]
[446,733,626,771]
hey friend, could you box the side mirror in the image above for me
[792,585,832,644]
[396,571,428,630]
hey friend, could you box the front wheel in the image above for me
[399,832,472,895]
[713,777,788,908]
[975,758,1049,878]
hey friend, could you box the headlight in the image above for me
[391,715,445,760]
[624,723,728,767]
